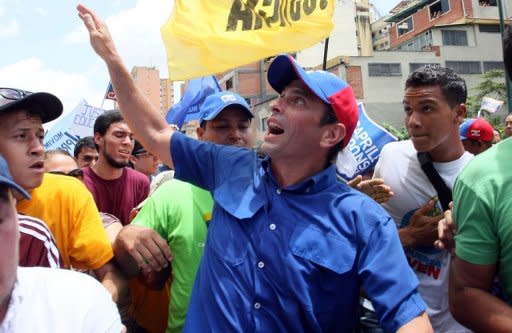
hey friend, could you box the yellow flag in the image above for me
[161,0,334,80]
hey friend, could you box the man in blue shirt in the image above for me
[78,4,432,332]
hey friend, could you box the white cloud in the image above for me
[0,19,19,38]
[0,5,4,17]
[64,0,174,78]
[34,7,48,17]
[0,58,106,117]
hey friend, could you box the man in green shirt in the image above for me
[114,91,255,332]
[448,24,512,332]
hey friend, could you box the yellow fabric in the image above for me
[17,173,113,270]
[161,0,334,80]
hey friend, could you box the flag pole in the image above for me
[100,84,109,109]
[322,37,330,70]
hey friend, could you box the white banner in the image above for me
[44,100,105,154]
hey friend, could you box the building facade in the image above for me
[131,66,174,116]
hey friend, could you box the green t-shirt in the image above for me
[454,138,512,302]
[133,178,213,332]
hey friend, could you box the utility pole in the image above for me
[498,0,512,112]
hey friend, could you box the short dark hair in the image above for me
[73,136,96,158]
[405,66,467,107]
[319,105,343,164]
[504,24,512,78]
[94,110,124,136]
[45,148,71,159]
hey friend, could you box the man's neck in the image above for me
[0,287,13,325]
[270,157,328,188]
[91,158,124,180]
[428,139,466,163]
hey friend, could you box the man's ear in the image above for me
[93,132,103,146]
[196,127,204,140]
[454,103,467,123]
[129,155,137,165]
[320,122,345,149]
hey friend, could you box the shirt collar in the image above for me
[260,158,337,194]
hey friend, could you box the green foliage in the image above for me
[466,69,507,117]
[382,123,409,140]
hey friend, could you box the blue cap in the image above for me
[0,154,30,199]
[267,54,358,148]
[199,92,252,125]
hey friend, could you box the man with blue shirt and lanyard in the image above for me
[78,4,432,332]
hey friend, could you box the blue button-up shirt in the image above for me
[171,133,426,333]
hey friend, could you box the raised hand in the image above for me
[77,4,120,64]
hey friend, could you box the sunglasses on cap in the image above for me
[0,88,32,108]
[49,169,84,180]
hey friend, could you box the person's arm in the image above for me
[77,4,175,168]
[398,199,442,248]
[449,256,512,332]
[397,312,433,333]
[113,224,172,277]
[94,259,129,305]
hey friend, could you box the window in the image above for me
[429,0,450,19]
[479,25,500,33]
[368,63,402,76]
[479,0,497,6]
[225,78,233,90]
[446,61,482,74]
[442,30,468,46]
[397,17,413,36]
[409,63,441,72]
[260,117,268,132]
[483,61,504,72]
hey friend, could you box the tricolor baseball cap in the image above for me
[267,54,359,148]
[459,118,494,142]
[199,91,253,125]
[0,154,30,199]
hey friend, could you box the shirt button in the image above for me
[269,224,276,230]
[258,261,265,269]
[254,302,261,309]
[276,189,281,195]
[305,187,311,193]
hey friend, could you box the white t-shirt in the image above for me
[0,267,122,333]
[374,140,473,333]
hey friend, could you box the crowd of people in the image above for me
[0,3,511,333]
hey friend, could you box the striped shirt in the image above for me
[18,214,62,268]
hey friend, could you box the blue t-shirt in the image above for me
[171,133,426,333]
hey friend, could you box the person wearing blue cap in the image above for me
[0,154,123,332]
[114,91,254,332]
[79,4,432,332]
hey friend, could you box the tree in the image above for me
[466,69,507,118]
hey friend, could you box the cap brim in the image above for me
[0,92,63,124]
[0,177,30,199]
[267,55,329,104]
[201,102,253,123]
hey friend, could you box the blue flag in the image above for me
[165,76,221,128]
[337,103,397,180]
